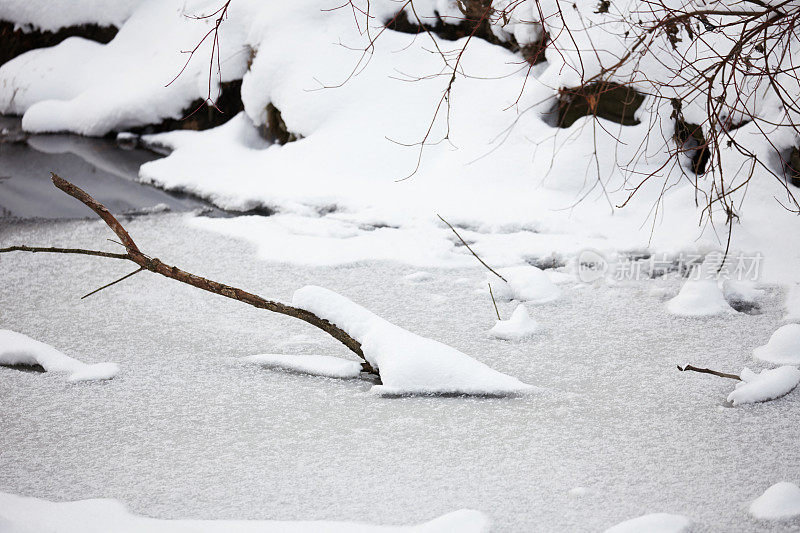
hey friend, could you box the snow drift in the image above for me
[0,492,491,533]
[292,286,534,396]
[0,329,119,382]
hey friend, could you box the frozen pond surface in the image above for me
[0,117,215,219]
[1,215,799,532]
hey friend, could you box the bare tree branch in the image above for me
[1,173,377,376]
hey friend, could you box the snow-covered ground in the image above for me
[2,214,799,532]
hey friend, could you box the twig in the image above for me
[437,214,507,282]
[81,267,145,299]
[677,365,741,381]
[1,173,377,376]
[488,283,501,320]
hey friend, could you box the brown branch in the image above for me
[81,267,145,299]
[488,283,501,320]
[1,174,376,376]
[437,213,507,282]
[677,364,742,381]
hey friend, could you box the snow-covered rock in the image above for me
[753,324,800,366]
[292,286,534,396]
[603,513,692,533]
[749,482,800,520]
[0,329,119,382]
[488,304,540,340]
[242,354,362,379]
[487,266,561,304]
[727,366,800,405]
[666,278,735,317]
[0,492,491,532]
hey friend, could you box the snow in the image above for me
[292,286,534,396]
[727,366,800,405]
[241,354,362,379]
[0,329,119,382]
[666,278,734,317]
[404,272,433,282]
[602,513,691,533]
[486,266,561,304]
[785,284,800,322]
[753,324,800,366]
[2,216,800,532]
[0,1,142,32]
[749,482,800,520]
[488,304,540,340]
[3,0,800,286]
[0,492,490,533]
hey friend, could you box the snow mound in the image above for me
[753,324,800,366]
[749,482,800,520]
[723,280,764,309]
[666,279,735,317]
[404,272,433,282]
[603,513,692,533]
[727,366,800,405]
[0,329,119,382]
[488,304,541,340]
[487,266,561,304]
[0,492,490,532]
[292,286,534,396]
[0,0,142,32]
[242,354,362,379]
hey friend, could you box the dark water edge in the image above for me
[0,116,221,221]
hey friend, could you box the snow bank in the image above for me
[0,0,249,134]
[666,279,734,317]
[753,324,800,366]
[292,286,534,396]
[602,513,692,533]
[0,492,490,533]
[749,482,800,520]
[242,354,362,379]
[488,304,540,340]
[0,329,119,382]
[727,366,800,405]
[0,1,142,32]
[487,266,561,304]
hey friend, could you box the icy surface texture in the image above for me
[1,218,799,532]
[602,513,691,533]
[749,482,800,520]
[0,329,119,382]
[241,354,362,379]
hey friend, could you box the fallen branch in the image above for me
[0,173,376,376]
[677,364,741,381]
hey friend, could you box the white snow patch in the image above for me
[785,283,800,322]
[0,492,491,532]
[488,304,540,340]
[0,0,142,32]
[0,329,119,382]
[568,487,590,498]
[753,324,800,366]
[749,482,800,520]
[242,354,362,379]
[404,271,433,282]
[487,266,561,304]
[291,286,534,396]
[602,513,692,533]
[727,366,800,405]
[666,278,735,317]
[723,279,764,308]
